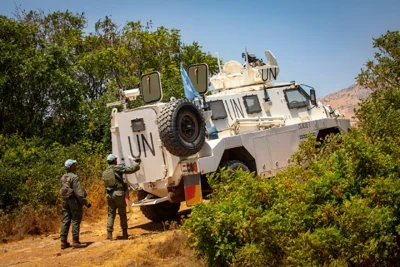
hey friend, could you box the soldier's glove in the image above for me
[134,158,141,164]
[87,203,92,208]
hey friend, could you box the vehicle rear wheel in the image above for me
[158,99,206,157]
[137,190,181,222]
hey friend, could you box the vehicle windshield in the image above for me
[284,88,308,109]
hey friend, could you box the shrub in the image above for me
[0,134,108,241]
[184,30,400,267]
[183,131,400,266]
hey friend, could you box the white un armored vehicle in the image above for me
[108,49,351,222]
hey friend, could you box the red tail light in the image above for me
[190,162,197,172]
[182,162,198,173]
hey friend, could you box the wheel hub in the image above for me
[178,111,199,142]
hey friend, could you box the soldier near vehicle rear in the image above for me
[102,154,140,240]
[59,159,92,249]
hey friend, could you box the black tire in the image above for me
[220,160,250,173]
[213,160,250,184]
[158,99,206,157]
[137,190,181,222]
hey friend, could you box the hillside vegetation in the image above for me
[183,30,400,266]
[0,8,218,241]
[1,7,399,267]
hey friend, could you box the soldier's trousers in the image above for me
[60,198,82,241]
[107,190,127,232]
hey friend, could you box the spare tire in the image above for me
[158,99,206,157]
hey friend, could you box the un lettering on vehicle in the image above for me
[225,98,245,120]
[128,133,156,158]
[261,67,278,81]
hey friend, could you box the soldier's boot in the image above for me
[61,240,71,249]
[106,231,112,240]
[72,237,88,248]
[121,229,128,240]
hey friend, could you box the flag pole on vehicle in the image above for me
[180,63,200,101]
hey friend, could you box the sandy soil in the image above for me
[0,206,204,267]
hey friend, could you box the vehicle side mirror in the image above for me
[187,63,209,95]
[310,88,316,106]
[140,71,163,104]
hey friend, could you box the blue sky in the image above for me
[2,0,399,97]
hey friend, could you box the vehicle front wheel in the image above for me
[220,160,249,173]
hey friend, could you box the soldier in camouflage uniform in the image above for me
[59,159,92,249]
[102,154,140,240]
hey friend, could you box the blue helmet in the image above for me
[107,154,117,162]
[64,159,77,168]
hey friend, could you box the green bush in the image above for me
[183,29,400,267]
[183,131,400,266]
[0,134,109,241]
[0,134,106,211]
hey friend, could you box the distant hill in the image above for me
[318,84,371,125]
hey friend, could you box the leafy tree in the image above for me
[356,30,400,160]
[0,9,219,147]
[0,10,87,144]
[358,30,400,90]
[77,16,219,146]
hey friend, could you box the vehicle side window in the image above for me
[208,100,228,120]
[243,95,262,114]
[284,89,308,109]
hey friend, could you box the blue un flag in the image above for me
[180,64,200,101]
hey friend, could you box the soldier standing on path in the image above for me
[102,154,140,240]
[59,159,92,249]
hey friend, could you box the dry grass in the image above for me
[85,230,207,267]
[0,179,108,243]
[150,230,192,259]
[136,230,207,267]
[83,178,108,221]
[0,205,59,243]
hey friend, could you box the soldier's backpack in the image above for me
[60,175,74,199]
[102,167,117,188]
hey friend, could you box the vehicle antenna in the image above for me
[244,47,249,67]
[215,52,222,74]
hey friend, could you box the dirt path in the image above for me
[0,206,204,267]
